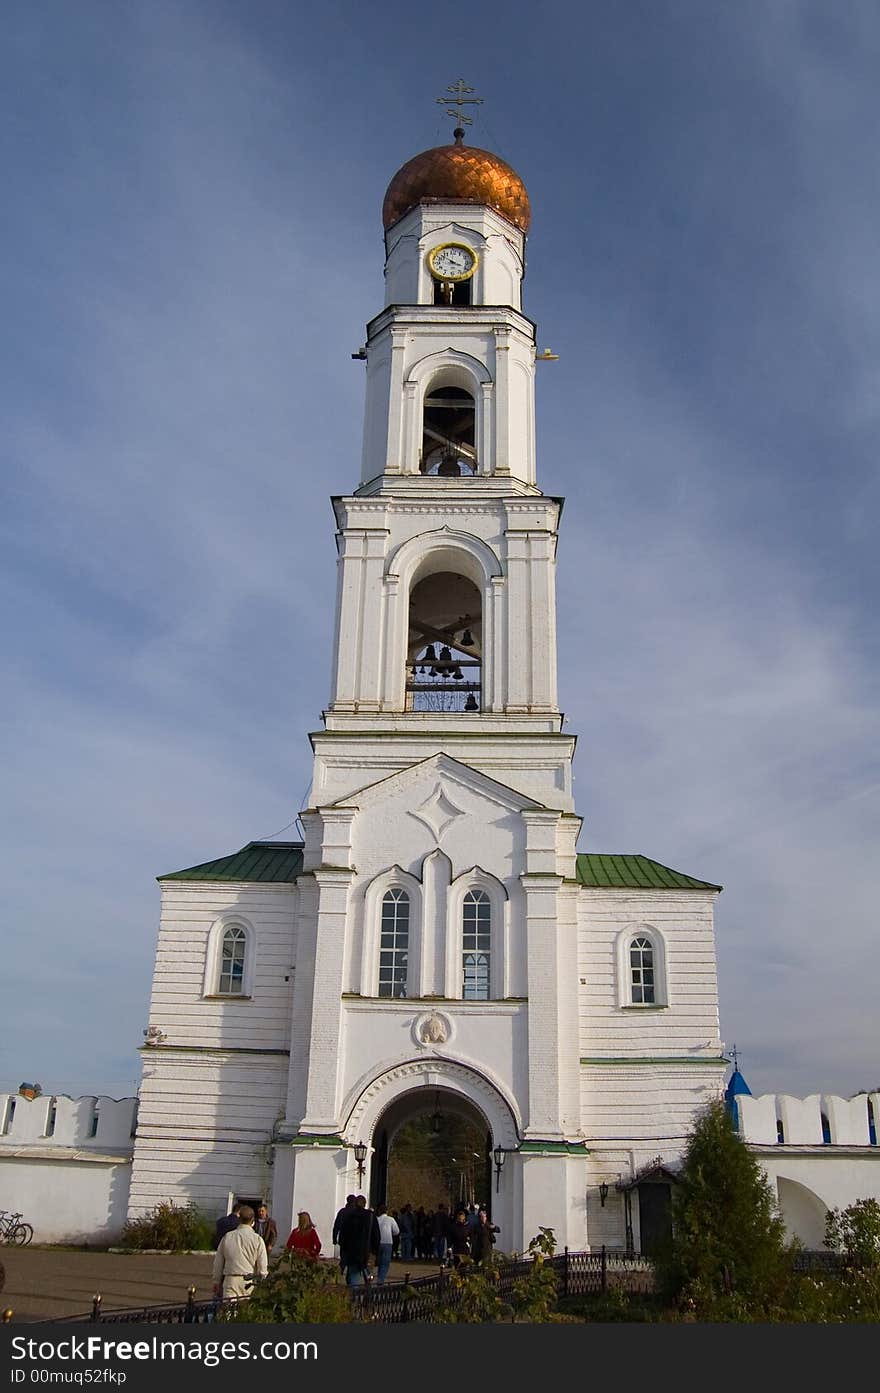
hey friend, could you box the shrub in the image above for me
[824,1198,880,1270]
[120,1200,213,1252]
[433,1255,510,1323]
[221,1251,353,1324]
[510,1227,559,1322]
[655,1099,792,1313]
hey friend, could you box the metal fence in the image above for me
[35,1248,655,1326]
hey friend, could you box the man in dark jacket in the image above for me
[337,1195,379,1286]
[213,1201,241,1250]
[332,1194,358,1271]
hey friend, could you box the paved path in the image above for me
[0,1249,443,1323]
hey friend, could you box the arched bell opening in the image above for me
[407,571,482,713]
[420,386,477,476]
[368,1087,494,1221]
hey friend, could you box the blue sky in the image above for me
[2,0,877,1101]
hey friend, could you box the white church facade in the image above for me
[5,121,874,1257]
[125,127,729,1256]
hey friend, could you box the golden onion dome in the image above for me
[382,138,531,233]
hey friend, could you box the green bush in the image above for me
[221,1251,353,1323]
[824,1198,880,1270]
[510,1227,560,1322]
[433,1255,511,1323]
[655,1099,793,1315]
[120,1201,213,1252]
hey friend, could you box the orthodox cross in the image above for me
[436,79,484,137]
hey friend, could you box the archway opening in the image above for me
[421,386,476,476]
[407,571,482,712]
[369,1087,493,1222]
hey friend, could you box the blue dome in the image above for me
[725,1068,752,1099]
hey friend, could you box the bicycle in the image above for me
[0,1209,34,1245]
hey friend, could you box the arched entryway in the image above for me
[369,1086,494,1216]
[343,1057,521,1244]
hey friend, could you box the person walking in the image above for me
[337,1195,379,1286]
[449,1209,471,1268]
[285,1211,322,1259]
[470,1209,499,1264]
[212,1204,268,1300]
[212,1201,241,1250]
[374,1204,399,1283]
[254,1203,277,1254]
[398,1204,415,1261]
[330,1192,356,1259]
[432,1203,450,1264]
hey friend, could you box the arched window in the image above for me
[407,571,482,713]
[218,926,247,996]
[776,1117,785,1144]
[378,889,410,998]
[204,917,254,999]
[421,386,476,475]
[615,926,668,1008]
[462,889,491,1000]
[629,937,655,1004]
[868,1099,877,1146]
[821,1112,832,1145]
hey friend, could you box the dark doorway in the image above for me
[637,1182,672,1258]
[368,1091,494,1218]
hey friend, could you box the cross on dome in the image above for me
[435,78,484,144]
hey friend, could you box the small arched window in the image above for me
[218,926,247,996]
[821,1113,832,1145]
[378,889,410,998]
[616,926,667,1008]
[629,937,655,1005]
[868,1099,877,1146]
[462,889,491,1000]
[776,1117,785,1144]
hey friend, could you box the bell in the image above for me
[452,667,463,680]
[464,693,479,712]
[424,645,436,662]
[461,629,474,647]
[439,646,452,663]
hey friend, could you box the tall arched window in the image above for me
[218,925,247,996]
[378,889,410,998]
[629,936,655,1004]
[462,889,491,1000]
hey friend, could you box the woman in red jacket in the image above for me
[285,1211,322,1259]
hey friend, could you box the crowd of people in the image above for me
[211,1196,499,1297]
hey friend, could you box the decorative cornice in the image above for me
[580,1056,727,1067]
[289,1133,346,1149]
[518,1140,589,1155]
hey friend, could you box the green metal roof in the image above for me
[159,841,304,883]
[576,853,720,892]
[160,842,718,891]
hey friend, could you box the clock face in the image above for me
[428,242,477,282]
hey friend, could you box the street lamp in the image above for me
[598,1181,609,1208]
[493,1144,506,1193]
[353,1141,367,1188]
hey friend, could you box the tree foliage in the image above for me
[824,1198,880,1270]
[222,1251,353,1324]
[120,1201,213,1252]
[655,1099,791,1311]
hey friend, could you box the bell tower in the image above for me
[314,105,574,815]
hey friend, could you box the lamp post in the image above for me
[492,1144,506,1193]
[353,1141,367,1189]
